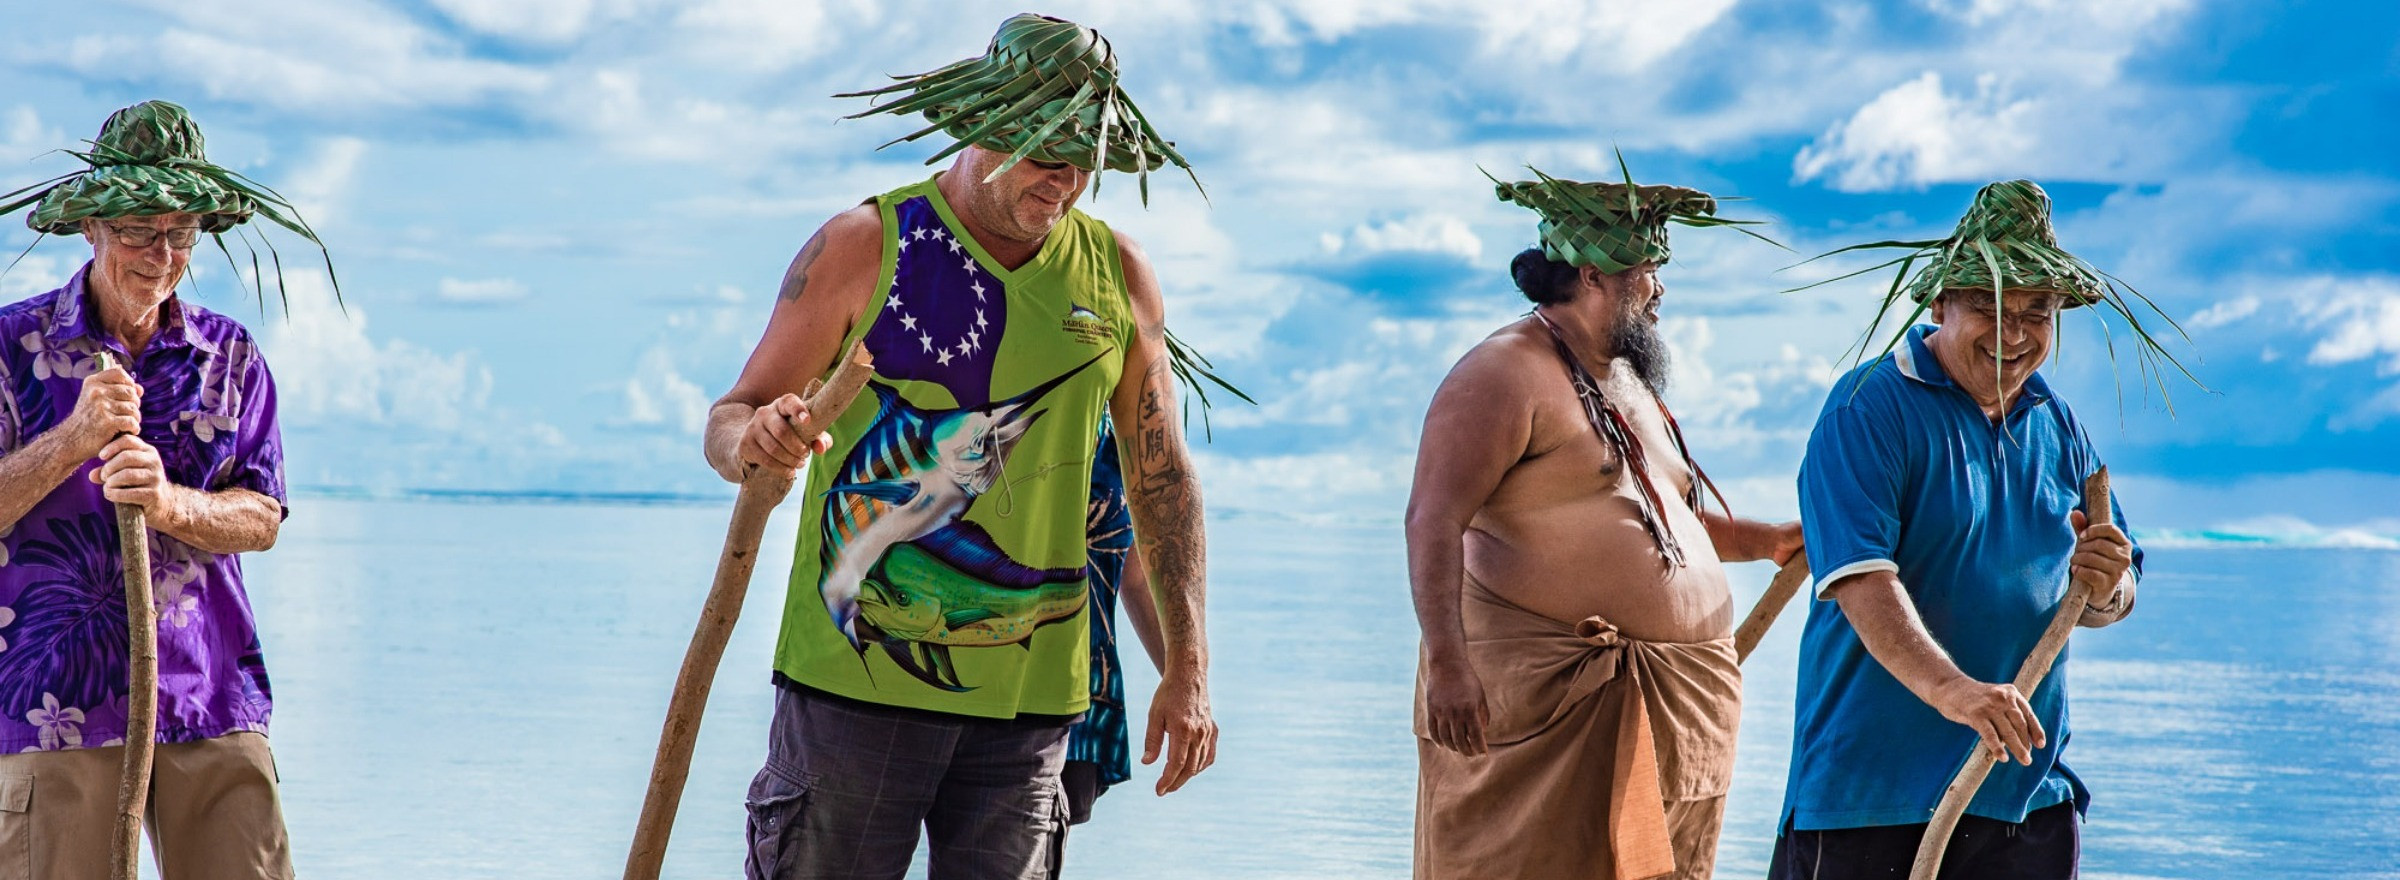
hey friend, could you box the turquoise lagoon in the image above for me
[246,497,2400,878]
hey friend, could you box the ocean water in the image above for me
[242,497,2400,879]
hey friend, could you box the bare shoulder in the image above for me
[803,203,885,275]
[819,202,883,245]
[1444,319,1553,392]
[1113,230,1163,323]
[776,203,885,310]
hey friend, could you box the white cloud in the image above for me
[281,137,368,227]
[251,273,591,491]
[427,0,610,44]
[0,106,75,198]
[435,277,530,304]
[669,0,870,71]
[545,68,830,163]
[0,255,69,300]
[1320,213,1482,262]
[263,281,497,431]
[1243,0,1736,70]
[617,346,711,433]
[1921,0,2190,30]
[1794,72,2038,192]
[2297,277,2400,373]
[1468,0,1739,69]
[0,105,64,162]
[2187,295,2260,332]
[1662,317,1837,454]
[54,0,550,113]
[1192,448,1412,522]
[600,301,763,438]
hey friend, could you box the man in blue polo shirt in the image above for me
[1774,181,2149,879]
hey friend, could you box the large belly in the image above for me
[1466,479,1734,643]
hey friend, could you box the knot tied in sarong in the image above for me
[1414,574,1740,880]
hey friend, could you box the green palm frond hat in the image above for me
[0,100,340,307]
[1793,179,2198,401]
[837,13,1198,201]
[1489,156,1781,274]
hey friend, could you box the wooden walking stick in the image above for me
[92,352,155,880]
[1908,466,2111,880]
[1734,556,1812,664]
[623,343,874,880]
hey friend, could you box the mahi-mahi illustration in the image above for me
[816,353,1106,691]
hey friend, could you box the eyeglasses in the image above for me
[1966,304,2057,332]
[101,222,204,250]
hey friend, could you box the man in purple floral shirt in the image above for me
[0,100,329,878]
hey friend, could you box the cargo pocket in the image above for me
[0,774,28,880]
[742,768,812,880]
[1038,779,1070,880]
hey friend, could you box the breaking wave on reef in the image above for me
[2139,515,2400,550]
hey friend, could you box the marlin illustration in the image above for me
[816,352,1107,690]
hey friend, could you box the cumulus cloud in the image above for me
[1662,317,1837,464]
[251,274,588,490]
[264,280,497,430]
[52,0,549,113]
[426,0,612,44]
[2303,279,2400,373]
[668,0,874,71]
[1794,72,2038,192]
[1320,214,1483,262]
[281,136,368,227]
[615,346,711,433]
[0,105,64,164]
[2187,295,2261,332]
[1920,0,2191,31]
[0,255,70,300]
[1242,0,1737,70]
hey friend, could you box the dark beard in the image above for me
[1611,311,1671,397]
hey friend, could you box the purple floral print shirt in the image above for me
[0,263,285,752]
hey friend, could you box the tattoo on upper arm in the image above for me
[777,229,831,303]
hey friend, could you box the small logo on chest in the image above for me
[1060,302,1113,346]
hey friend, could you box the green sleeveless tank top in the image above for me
[774,176,1134,718]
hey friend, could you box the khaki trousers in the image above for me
[0,731,292,880]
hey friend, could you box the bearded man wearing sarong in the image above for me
[1407,167,1801,880]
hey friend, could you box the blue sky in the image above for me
[3,0,2395,542]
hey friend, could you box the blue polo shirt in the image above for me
[1782,324,2141,831]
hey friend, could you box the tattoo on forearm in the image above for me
[1124,354,1206,660]
[778,229,830,303]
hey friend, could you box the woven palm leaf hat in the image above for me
[0,99,340,306]
[837,13,1200,203]
[1490,156,1780,275]
[1793,179,2197,401]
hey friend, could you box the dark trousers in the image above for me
[744,685,1077,880]
[1768,801,2081,880]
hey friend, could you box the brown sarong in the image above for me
[1414,574,1741,880]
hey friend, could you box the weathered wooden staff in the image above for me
[622,343,874,880]
[93,352,155,880]
[1734,556,1812,664]
[1908,467,2110,880]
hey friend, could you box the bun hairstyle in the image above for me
[1510,247,1579,305]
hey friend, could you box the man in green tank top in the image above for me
[701,15,1216,879]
